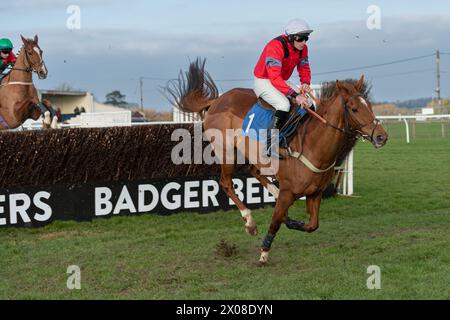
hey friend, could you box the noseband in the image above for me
[325,94,381,143]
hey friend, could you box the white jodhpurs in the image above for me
[254,77,299,112]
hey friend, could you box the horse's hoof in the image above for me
[245,225,258,236]
[256,260,268,267]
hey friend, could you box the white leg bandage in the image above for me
[266,183,280,199]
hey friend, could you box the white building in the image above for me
[38,89,129,115]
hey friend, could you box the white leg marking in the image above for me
[259,250,269,263]
[51,116,58,129]
[266,183,279,199]
[43,111,51,125]
[241,209,257,235]
[240,208,251,219]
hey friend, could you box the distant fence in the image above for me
[378,114,450,143]
[17,111,133,130]
[79,111,132,127]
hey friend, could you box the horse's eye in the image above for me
[352,108,358,112]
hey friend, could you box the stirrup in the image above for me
[265,134,288,159]
[265,143,284,159]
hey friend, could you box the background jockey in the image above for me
[0,38,17,74]
[253,18,313,157]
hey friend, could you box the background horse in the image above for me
[166,59,388,264]
[0,35,56,130]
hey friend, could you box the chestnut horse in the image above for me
[166,59,388,264]
[0,35,56,130]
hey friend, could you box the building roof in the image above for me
[39,90,88,96]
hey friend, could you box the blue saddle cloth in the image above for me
[242,102,307,145]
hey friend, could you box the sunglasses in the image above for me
[1,49,12,54]
[294,35,309,42]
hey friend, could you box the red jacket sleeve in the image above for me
[297,46,311,85]
[265,42,294,97]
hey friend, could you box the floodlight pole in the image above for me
[436,50,441,106]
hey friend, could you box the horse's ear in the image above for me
[34,35,39,43]
[336,80,349,97]
[355,75,365,92]
[21,35,28,44]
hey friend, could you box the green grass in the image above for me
[0,123,449,299]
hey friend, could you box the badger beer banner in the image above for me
[0,174,276,228]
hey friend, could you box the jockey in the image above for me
[254,18,313,157]
[0,38,17,74]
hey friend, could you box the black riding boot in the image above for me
[266,110,289,158]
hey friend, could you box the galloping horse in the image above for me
[166,59,388,264]
[0,35,55,130]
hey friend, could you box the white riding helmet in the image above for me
[285,18,313,35]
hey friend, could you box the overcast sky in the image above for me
[3,0,450,110]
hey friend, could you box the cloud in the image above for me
[0,0,118,10]
[6,14,449,58]
[312,15,450,50]
[4,14,449,108]
[4,28,263,57]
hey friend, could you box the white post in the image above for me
[173,107,179,122]
[90,94,95,113]
[343,160,348,195]
[403,118,410,144]
[347,149,354,196]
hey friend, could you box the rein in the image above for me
[6,66,32,73]
[305,92,381,141]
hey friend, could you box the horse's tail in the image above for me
[164,58,219,118]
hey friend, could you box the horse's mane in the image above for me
[319,78,371,105]
[316,78,372,166]
[14,46,23,61]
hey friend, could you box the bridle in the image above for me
[5,45,45,75]
[1,45,46,87]
[308,92,381,144]
[284,92,382,173]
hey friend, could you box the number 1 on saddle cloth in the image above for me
[242,101,309,148]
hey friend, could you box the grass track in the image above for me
[0,123,449,299]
